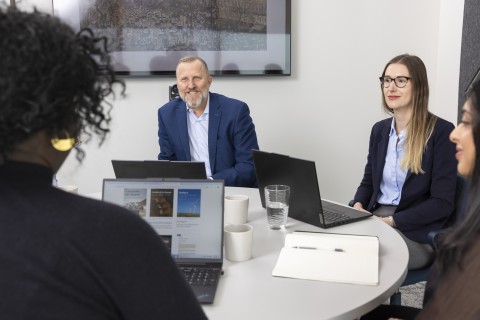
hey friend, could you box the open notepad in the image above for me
[272,231,379,286]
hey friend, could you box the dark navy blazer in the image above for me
[157,92,259,187]
[353,117,457,243]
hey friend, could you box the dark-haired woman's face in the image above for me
[450,99,476,178]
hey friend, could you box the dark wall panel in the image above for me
[459,0,480,121]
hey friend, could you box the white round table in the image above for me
[202,187,408,320]
[85,186,408,320]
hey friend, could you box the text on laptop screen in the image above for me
[102,179,224,261]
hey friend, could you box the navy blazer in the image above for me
[353,117,457,243]
[157,92,259,187]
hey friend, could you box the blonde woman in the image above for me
[352,54,457,270]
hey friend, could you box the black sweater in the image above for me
[0,161,207,319]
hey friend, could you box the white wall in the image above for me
[10,0,465,203]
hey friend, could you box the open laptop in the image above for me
[252,150,372,228]
[111,160,207,179]
[102,178,224,304]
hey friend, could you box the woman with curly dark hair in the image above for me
[0,7,206,319]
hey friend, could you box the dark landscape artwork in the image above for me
[54,0,290,76]
[79,0,267,52]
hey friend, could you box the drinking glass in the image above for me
[264,185,290,229]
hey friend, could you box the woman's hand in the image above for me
[353,202,371,213]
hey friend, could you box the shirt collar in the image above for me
[389,118,406,138]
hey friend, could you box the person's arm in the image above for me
[212,103,259,187]
[157,107,176,160]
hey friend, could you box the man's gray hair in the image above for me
[177,55,209,74]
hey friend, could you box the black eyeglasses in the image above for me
[465,65,480,94]
[379,76,411,88]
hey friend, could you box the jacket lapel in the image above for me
[175,103,191,160]
[208,94,221,172]
[374,119,391,187]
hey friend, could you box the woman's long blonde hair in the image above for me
[381,54,437,174]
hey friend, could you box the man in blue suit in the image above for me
[157,56,259,187]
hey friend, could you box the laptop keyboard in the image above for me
[180,266,221,287]
[323,209,351,224]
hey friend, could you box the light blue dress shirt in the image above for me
[377,119,408,205]
[186,97,212,178]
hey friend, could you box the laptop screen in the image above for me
[102,179,224,262]
[253,150,323,226]
[111,160,207,179]
[253,150,372,229]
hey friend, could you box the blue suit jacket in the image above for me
[157,92,259,187]
[353,117,457,243]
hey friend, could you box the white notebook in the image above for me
[272,231,379,286]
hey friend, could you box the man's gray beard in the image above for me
[183,92,207,109]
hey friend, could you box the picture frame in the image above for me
[53,0,291,77]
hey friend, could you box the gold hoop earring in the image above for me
[51,132,76,152]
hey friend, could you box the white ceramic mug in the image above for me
[224,195,249,225]
[224,224,253,262]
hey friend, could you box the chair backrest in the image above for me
[169,84,179,101]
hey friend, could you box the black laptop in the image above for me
[111,160,207,179]
[102,178,224,304]
[252,150,372,228]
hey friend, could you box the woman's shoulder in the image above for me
[433,115,455,131]
[371,117,393,132]
[427,117,455,143]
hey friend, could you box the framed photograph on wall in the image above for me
[53,0,291,77]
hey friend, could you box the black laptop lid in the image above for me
[112,160,207,179]
[252,150,322,227]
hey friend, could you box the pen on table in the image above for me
[293,246,345,252]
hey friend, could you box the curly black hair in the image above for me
[0,7,125,163]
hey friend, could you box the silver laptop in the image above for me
[253,150,372,229]
[102,178,224,304]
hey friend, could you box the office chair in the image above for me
[389,175,466,305]
[389,234,435,305]
[169,84,179,101]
